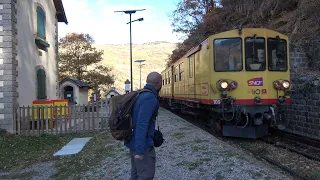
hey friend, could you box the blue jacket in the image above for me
[125,84,159,155]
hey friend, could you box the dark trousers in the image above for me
[130,146,156,180]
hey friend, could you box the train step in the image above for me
[181,110,198,116]
[182,103,196,108]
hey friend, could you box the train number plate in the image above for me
[213,100,221,104]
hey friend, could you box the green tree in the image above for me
[168,0,220,64]
[58,33,115,92]
[170,0,218,35]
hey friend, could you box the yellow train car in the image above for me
[160,28,292,139]
[161,67,174,99]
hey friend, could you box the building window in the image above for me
[37,6,46,40]
[37,69,47,100]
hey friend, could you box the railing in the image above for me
[13,102,109,136]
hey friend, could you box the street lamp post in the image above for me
[134,60,145,89]
[114,9,145,92]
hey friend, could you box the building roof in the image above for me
[60,77,89,88]
[106,87,120,96]
[53,0,68,24]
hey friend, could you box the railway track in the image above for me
[162,106,320,180]
[262,129,320,162]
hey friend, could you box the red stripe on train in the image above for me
[160,96,292,105]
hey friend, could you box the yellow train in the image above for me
[160,28,292,139]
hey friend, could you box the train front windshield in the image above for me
[267,38,288,71]
[244,36,288,72]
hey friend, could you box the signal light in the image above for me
[273,80,281,89]
[217,80,238,91]
[229,81,238,90]
[273,80,291,90]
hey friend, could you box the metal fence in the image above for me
[13,101,110,136]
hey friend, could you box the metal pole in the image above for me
[129,13,133,92]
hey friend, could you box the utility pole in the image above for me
[134,60,145,89]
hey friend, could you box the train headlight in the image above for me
[221,82,228,89]
[282,80,290,89]
[217,80,228,90]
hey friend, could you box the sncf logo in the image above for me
[248,77,263,86]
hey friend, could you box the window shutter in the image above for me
[37,69,47,100]
[37,7,46,39]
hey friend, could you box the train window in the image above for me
[267,38,288,71]
[174,66,179,82]
[245,37,266,71]
[179,62,184,81]
[165,73,167,84]
[168,71,171,84]
[214,38,242,72]
[189,55,194,78]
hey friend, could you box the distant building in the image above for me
[0,0,68,132]
[105,87,120,99]
[59,78,89,105]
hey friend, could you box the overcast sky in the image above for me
[58,0,184,44]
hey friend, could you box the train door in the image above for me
[188,54,196,101]
[170,66,174,99]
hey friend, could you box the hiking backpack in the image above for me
[108,89,153,143]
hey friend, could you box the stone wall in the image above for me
[284,47,320,140]
[0,0,18,133]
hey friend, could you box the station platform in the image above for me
[100,107,292,180]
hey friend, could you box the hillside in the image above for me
[93,42,176,94]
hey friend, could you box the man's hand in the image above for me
[135,155,144,160]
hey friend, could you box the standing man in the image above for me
[125,72,162,180]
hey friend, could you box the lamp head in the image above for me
[135,60,145,63]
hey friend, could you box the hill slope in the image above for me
[94,42,176,94]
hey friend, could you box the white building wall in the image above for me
[16,0,58,106]
[78,88,88,105]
